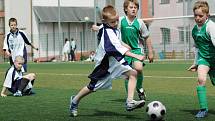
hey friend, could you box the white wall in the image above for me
[4,0,35,58]
[4,0,31,37]
[33,0,94,7]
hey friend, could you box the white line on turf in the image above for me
[0,72,196,79]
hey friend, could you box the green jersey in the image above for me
[120,16,149,51]
[192,19,215,60]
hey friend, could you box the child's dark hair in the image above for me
[9,18,17,26]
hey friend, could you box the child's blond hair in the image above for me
[15,56,24,63]
[193,1,209,15]
[102,5,117,22]
[123,0,139,15]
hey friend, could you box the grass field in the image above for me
[1,60,215,121]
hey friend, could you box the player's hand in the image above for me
[137,55,145,61]
[148,51,154,63]
[1,93,7,97]
[91,25,99,32]
[5,51,11,57]
[187,64,197,72]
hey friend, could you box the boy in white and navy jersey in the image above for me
[69,5,145,117]
[1,56,36,97]
[3,18,38,72]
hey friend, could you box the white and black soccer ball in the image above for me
[146,101,166,121]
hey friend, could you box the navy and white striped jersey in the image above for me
[3,66,24,88]
[88,24,130,80]
[3,29,31,62]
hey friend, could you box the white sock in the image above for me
[17,90,22,94]
[139,88,144,93]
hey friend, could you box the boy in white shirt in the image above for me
[69,5,145,117]
[1,56,36,97]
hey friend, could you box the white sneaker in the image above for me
[126,100,145,111]
[13,91,22,97]
[69,96,78,117]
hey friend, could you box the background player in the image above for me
[1,56,36,97]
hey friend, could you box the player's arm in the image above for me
[1,86,8,97]
[145,37,154,63]
[91,25,100,32]
[21,31,39,50]
[121,41,131,50]
[125,50,144,61]
[30,43,39,51]
[187,46,198,72]
[207,21,215,47]
[139,20,154,63]
[4,50,11,57]
[3,35,11,57]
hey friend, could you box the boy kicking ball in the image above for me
[69,5,145,117]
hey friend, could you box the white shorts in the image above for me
[89,57,132,91]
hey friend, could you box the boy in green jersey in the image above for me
[121,0,154,100]
[188,0,215,118]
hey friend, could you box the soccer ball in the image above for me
[146,101,166,121]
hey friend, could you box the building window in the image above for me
[152,0,154,16]
[177,0,187,3]
[178,26,189,43]
[160,0,170,4]
[161,28,170,44]
[106,0,115,6]
[0,0,4,11]
[178,27,184,42]
[0,17,5,34]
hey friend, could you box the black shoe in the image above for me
[23,89,36,96]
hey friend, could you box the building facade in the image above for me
[2,0,215,61]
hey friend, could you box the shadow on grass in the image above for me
[109,98,125,103]
[181,109,215,116]
[81,109,143,120]
[181,109,198,115]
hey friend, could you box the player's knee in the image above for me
[31,73,36,79]
[197,78,206,86]
[135,67,142,72]
[130,69,137,77]
[87,79,97,91]
[23,73,36,81]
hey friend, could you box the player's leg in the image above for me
[70,86,93,117]
[13,78,29,97]
[23,73,36,95]
[133,61,146,100]
[208,67,215,85]
[124,69,145,111]
[9,56,14,66]
[70,79,97,117]
[195,65,209,118]
[23,53,28,72]
[124,56,132,93]
[14,73,36,96]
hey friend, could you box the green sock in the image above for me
[136,74,143,90]
[196,86,208,110]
